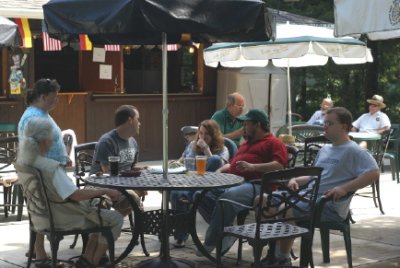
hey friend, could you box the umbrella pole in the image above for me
[287,62,292,136]
[162,32,169,178]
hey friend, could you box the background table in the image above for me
[349,132,381,142]
[85,171,244,268]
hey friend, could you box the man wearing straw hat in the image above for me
[351,94,391,134]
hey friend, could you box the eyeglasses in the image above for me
[234,103,245,108]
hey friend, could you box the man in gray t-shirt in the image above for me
[91,105,141,175]
[91,105,146,212]
[91,129,138,174]
[271,107,380,266]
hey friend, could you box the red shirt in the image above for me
[229,133,288,181]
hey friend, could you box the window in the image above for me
[123,45,198,94]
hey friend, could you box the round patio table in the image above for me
[349,132,381,141]
[85,170,244,268]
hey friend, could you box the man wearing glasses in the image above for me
[211,92,246,147]
[271,107,379,266]
[351,95,391,134]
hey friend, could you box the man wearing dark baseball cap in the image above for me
[239,109,269,130]
[199,108,288,256]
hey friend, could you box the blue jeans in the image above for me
[204,182,260,252]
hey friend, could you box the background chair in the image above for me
[355,129,392,215]
[216,167,323,268]
[0,136,23,220]
[16,164,115,268]
[73,142,97,188]
[383,124,400,183]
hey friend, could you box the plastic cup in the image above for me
[196,156,207,175]
[184,157,196,172]
[108,156,120,176]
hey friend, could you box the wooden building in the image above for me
[0,1,218,160]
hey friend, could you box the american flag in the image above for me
[167,44,180,51]
[42,32,61,51]
[105,45,120,52]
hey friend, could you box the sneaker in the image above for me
[173,239,186,248]
[196,245,215,257]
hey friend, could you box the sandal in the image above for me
[75,256,95,268]
[34,258,64,268]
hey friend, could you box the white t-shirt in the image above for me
[352,111,391,133]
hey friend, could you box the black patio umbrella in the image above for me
[43,0,271,175]
[43,1,271,266]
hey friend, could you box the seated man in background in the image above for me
[271,107,379,266]
[91,105,147,212]
[352,95,391,134]
[211,92,246,147]
[307,96,334,126]
[199,109,288,255]
[17,117,124,268]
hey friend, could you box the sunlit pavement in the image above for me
[1,163,399,268]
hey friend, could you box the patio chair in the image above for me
[0,136,23,220]
[71,142,149,257]
[73,141,97,188]
[234,144,299,265]
[355,128,393,215]
[216,167,323,268]
[315,193,354,268]
[15,163,115,268]
[383,124,400,183]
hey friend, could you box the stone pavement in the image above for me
[0,168,400,268]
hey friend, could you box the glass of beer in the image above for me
[108,156,120,176]
[195,156,207,175]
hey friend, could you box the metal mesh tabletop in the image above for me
[85,171,244,190]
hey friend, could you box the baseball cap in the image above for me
[239,109,269,127]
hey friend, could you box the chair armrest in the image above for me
[315,192,354,223]
[218,198,254,210]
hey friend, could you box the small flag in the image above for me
[167,44,180,51]
[105,45,120,52]
[42,32,62,51]
[79,34,92,51]
[14,18,32,48]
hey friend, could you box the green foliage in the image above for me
[264,0,400,124]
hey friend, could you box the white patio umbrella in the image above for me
[334,0,400,40]
[204,23,373,135]
[0,16,21,47]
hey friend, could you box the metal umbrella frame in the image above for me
[204,23,373,135]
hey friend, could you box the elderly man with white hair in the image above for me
[16,117,123,268]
